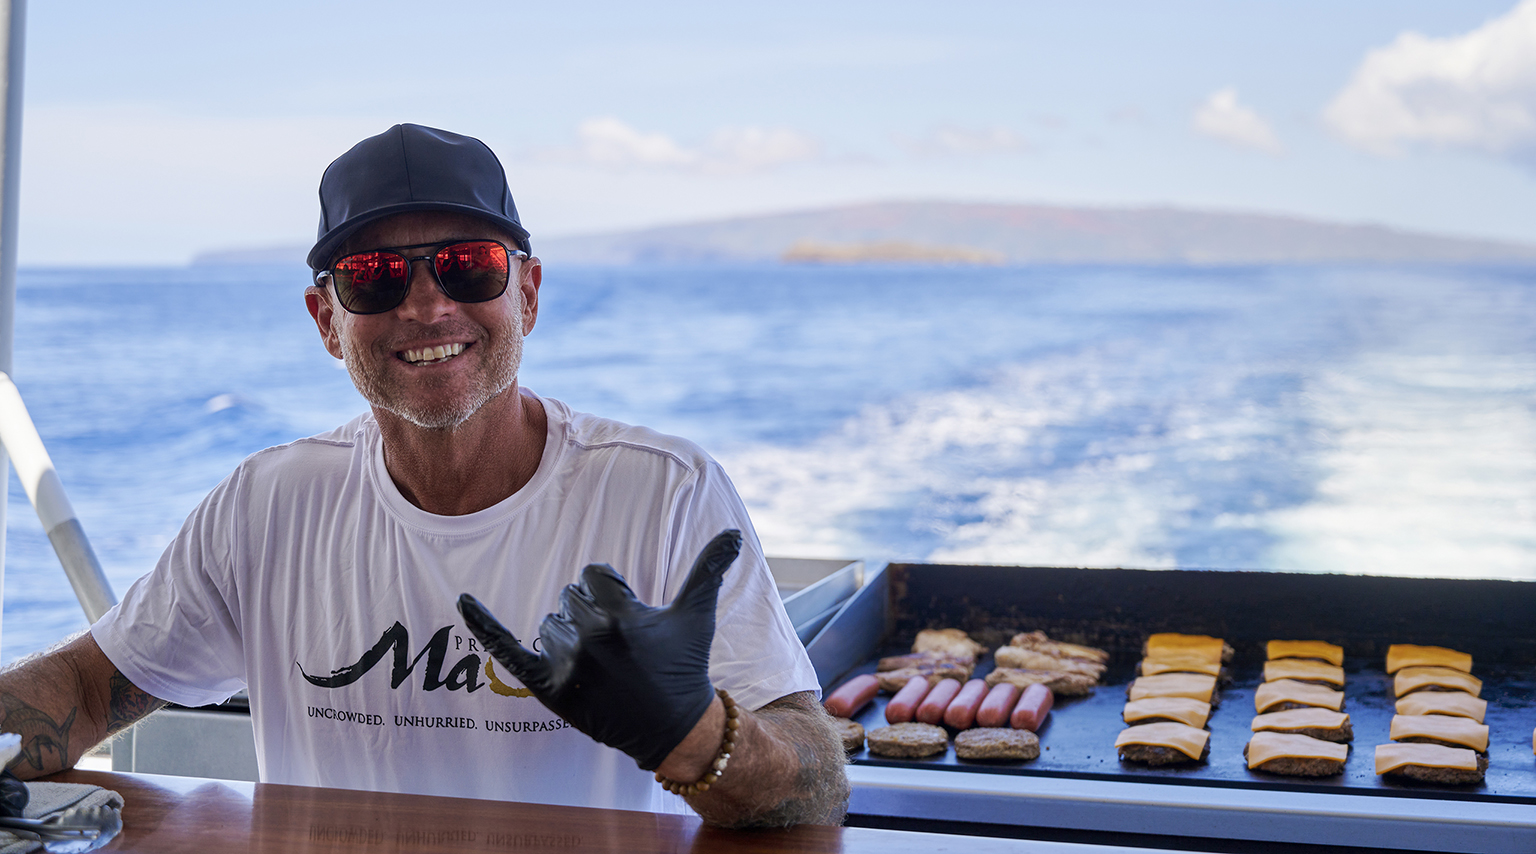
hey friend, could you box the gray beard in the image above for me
[342,316,524,432]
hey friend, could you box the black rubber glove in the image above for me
[458,529,742,771]
[0,769,27,817]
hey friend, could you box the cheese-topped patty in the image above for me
[1123,696,1212,728]
[1144,633,1227,664]
[1393,666,1482,698]
[1389,714,1490,752]
[1375,742,1479,774]
[1139,654,1222,677]
[1266,640,1344,666]
[1251,707,1351,740]
[1395,691,1486,722]
[1115,722,1209,760]
[1385,644,1472,675]
[1246,732,1348,769]
[1128,673,1218,704]
[1262,658,1345,687]
[1254,679,1345,713]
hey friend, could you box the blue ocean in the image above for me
[5,261,1536,663]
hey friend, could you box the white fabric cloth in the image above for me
[0,782,123,854]
[92,391,818,812]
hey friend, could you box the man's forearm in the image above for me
[659,691,849,828]
[0,632,164,779]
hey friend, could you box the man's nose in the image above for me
[395,257,456,320]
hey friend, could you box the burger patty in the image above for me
[1261,699,1345,713]
[1243,744,1346,777]
[1141,639,1234,664]
[1384,753,1488,785]
[1134,661,1231,684]
[831,718,865,754]
[1117,740,1210,766]
[1257,722,1353,743]
[954,728,1040,761]
[1395,735,1486,753]
[866,722,949,759]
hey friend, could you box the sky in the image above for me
[14,0,1536,265]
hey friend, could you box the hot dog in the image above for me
[943,679,989,729]
[823,673,879,718]
[916,678,963,725]
[1010,683,1054,731]
[976,682,1021,727]
[885,675,933,723]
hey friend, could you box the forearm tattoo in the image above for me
[105,670,167,736]
[0,693,76,774]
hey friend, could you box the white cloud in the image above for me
[1192,87,1284,155]
[705,126,820,171]
[897,126,1032,157]
[551,117,820,174]
[574,117,697,168]
[1324,0,1536,159]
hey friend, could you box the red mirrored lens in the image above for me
[433,241,510,301]
[332,251,410,313]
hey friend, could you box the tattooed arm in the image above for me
[654,691,849,829]
[0,632,166,779]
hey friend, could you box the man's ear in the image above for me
[520,257,542,335]
[306,286,345,360]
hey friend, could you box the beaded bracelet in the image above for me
[654,688,739,797]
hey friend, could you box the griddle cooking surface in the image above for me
[845,654,1536,804]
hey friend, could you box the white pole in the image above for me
[0,0,25,658]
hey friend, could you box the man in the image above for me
[0,124,848,828]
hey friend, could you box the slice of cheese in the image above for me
[1145,633,1224,663]
[1251,708,1349,733]
[1140,654,1222,677]
[1128,673,1217,703]
[1375,742,1478,775]
[1254,679,1345,713]
[1263,658,1345,687]
[1246,731,1348,768]
[1393,666,1482,698]
[1395,691,1487,723]
[1115,722,1209,759]
[1389,714,1489,752]
[1266,640,1344,666]
[1123,696,1212,728]
[1385,644,1472,675]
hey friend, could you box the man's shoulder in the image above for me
[546,396,713,474]
[238,412,372,474]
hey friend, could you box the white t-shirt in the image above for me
[92,391,818,812]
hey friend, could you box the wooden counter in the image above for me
[46,769,1095,854]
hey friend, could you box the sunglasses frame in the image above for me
[314,238,529,315]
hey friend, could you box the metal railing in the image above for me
[0,372,115,622]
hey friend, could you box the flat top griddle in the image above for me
[841,651,1536,804]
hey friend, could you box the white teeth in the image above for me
[403,343,465,364]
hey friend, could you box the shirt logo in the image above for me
[297,621,529,696]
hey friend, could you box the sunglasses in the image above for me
[315,239,527,315]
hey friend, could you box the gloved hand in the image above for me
[458,529,742,771]
[0,769,26,817]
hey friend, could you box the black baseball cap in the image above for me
[307,123,532,271]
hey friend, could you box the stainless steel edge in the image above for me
[805,563,889,691]
[847,764,1535,854]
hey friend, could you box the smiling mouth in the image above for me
[400,343,466,365]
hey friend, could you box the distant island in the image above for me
[193,201,1536,267]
